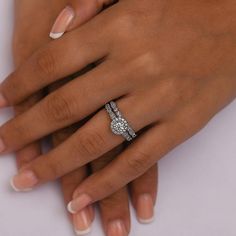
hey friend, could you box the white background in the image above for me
[1,1,236,236]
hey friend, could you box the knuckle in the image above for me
[35,47,56,78]
[126,151,150,175]
[78,130,107,157]
[131,52,160,77]
[112,12,137,36]
[43,92,76,123]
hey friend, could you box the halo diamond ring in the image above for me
[105,101,137,141]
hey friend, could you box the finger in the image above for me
[91,146,130,236]
[52,126,95,235]
[99,188,130,236]
[10,95,158,191]
[50,0,116,39]
[0,16,109,106]
[12,0,61,171]
[13,96,43,192]
[0,62,127,153]
[130,164,158,224]
[62,169,95,235]
[67,122,187,213]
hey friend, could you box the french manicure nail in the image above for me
[10,170,38,192]
[67,194,92,214]
[137,194,154,224]
[49,6,75,39]
[0,138,6,153]
[73,208,92,235]
[107,220,128,236]
[0,92,8,108]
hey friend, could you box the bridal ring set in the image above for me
[105,101,137,141]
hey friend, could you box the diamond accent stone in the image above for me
[111,117,128,135]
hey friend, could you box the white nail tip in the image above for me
[10,178,20,192]
[74,227,92,235]
[49,32,64,39]
[10,178,32,192]
[67,202,77,214]
[138,217,154,224]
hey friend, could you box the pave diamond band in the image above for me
[105,101,137,141]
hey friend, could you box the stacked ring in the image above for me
[105,101,137,141]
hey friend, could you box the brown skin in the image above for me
[2,0,236,213]
[12,0,158,234]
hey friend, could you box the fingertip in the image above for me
[10,177,20,192]
[136,194,155,225]
[10,177,32,192]
[49,32,64,39]
[138,216,154,224]
[10,170,38,192]
[49,6,75,40]
[73,208,93,235]
[107,220,128,236]
[68,201,77,214]
[74,226,92,236]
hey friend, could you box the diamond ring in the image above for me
[105,101,137,141]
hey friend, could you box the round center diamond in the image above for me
[111,117,128,135]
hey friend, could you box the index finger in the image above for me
[0,15,109,107]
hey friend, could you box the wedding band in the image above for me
[105,101,137,141]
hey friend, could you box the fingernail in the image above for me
[49,6,75,39]
[10,170,38,192]
[73,208,92,235]
[67,194,92,214]
[0,138,6,153]
[137,194,154,224]
[107,220,128,236]
[0,92,8,108]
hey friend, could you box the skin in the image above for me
[11,0,158,235]
[1,0,236,218]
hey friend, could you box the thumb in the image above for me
[49,0,115,39]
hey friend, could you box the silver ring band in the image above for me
[105,101,137,141]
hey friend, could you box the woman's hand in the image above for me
[11,0,158,235]
[2,0,236,215]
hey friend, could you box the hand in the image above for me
[2,0,236,215]
[11,0,158,235]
